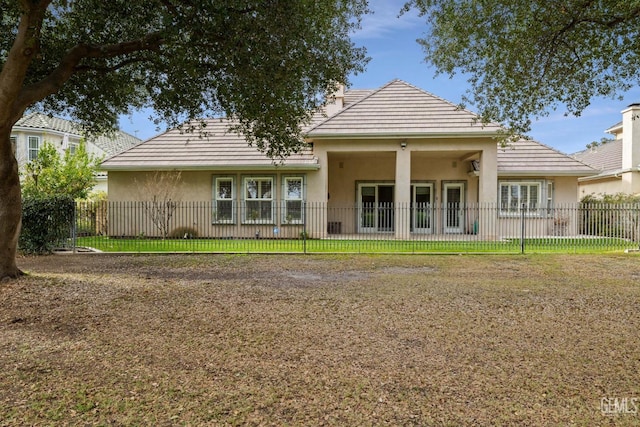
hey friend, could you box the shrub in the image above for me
[19,195,75,254]
[580,193,640,239]
[168,226,199,239]
[76,191,108,236]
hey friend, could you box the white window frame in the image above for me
[212,176,236,224]
[282,176,304,224]
[242,176,274,224]
[28,136,40,162]
[68,142,79,155]
[499,181,547,216]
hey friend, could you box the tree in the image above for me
[585,137,614,150]
[0,0,368,278]
[22,141,99,199]
[405,0,640,135]
[134,171,182,239]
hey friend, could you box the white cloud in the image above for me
[351,0,423,40]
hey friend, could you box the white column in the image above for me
[305,148,328,238]
[622,104,640,170]
[395,147,411,238]
[478,144,497,238]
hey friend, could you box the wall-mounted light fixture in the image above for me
[400,141,407,150]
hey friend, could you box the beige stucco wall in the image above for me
[314,138,496,205]
[578,171,640,198]
[107,169,319,238]
[553,176,580,204]
[108,170,214,201]
[307,137,495,236]
[106,139,585,238]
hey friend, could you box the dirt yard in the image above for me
[1,253,639,425]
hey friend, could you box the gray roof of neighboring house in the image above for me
[605,121,622,134]
[498,139,596,176]
[571,139,622,173]
[101,118,318,170]
[14,112,142,156]
[306,79,502,138]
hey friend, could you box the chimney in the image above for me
[621,103,640,169]
[325,83,345,117]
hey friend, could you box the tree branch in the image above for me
[72,55,152,74]
[0,0,51,125]
[15,32,164,114]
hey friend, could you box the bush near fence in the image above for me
[20,195,75,254]
[579,194,640,241]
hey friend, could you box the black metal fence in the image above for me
[50,201,640,254]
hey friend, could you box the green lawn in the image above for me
[74,235,635,254]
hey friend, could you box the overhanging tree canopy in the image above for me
[405,0,640,135]
[0,0,369,278]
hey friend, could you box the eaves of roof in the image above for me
[11,125,81,138]
[305,130,502,140]
[101,163,320,172]
[605,121,622,134]
[498,170,599,177]
[577,168,639,182]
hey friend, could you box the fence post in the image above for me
[520,202,525,254]
[303,201,307,254]
[72,202,78,254]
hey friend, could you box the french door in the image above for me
[443,182,465,234]
[412,184,433,234]
[358,184,394,233]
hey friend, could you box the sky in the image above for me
[119,0,640,155]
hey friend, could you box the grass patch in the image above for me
[75,236,634,254]
[2,253,640,425]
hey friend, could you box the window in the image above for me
[68,142,79,155]
[213,176,235,223]
[243,177,273,223]
[9,136,16,155]
[282,176,304,224]
[499,181,545,215]
[28,136,40,161]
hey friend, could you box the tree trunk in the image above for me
[0,127,23,279]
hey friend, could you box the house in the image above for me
[11,112,142,193]
[572,104,640,197]
[102,80,595,238]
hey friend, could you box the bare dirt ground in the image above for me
[1,253,639,426]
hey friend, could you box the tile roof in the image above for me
[498,139,595,176]
[571,140,622,172]
[14,112,141,156]
[344,89,374,106]
[101,118,318,170]
[102,89,377,171]
[101,80,592,176]
[307,80,502,137]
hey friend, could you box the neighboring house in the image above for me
[11,112,142,193]
[572,104,640,197]
[102,79,595,238]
